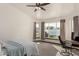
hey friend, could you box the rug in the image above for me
[52,45,78,56]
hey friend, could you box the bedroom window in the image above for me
[44,22,60,40]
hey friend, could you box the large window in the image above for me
[44,22,60,39]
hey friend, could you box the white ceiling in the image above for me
[10,3,79,19]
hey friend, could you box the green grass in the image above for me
[48,35,58,39]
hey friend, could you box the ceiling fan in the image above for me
[26,3,50,12]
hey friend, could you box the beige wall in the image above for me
[0,4,33,42]
[0,3,79,42]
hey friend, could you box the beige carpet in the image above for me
[37,42,58,56]
[36,42,79,56]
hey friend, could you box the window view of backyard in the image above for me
[44,22,60,39]
[35,22,60,40]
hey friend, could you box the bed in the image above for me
[0,40,39,56]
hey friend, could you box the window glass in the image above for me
[44,22,60,39]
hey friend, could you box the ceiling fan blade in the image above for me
[34,8,37,12]
[36,3,38,6]
[38,3,40,6]
[26,5,36,7]
[40,3,50,6]
[40,7,46,11]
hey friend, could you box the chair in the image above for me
[58,36,73,56]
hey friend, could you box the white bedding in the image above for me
[17,40,39,56]
[1,40,39,56]
[22,41,39,56]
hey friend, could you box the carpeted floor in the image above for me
[36,42,79,56]
[72,49,79,55]
[52,44,78,56]
[37,42,58,56]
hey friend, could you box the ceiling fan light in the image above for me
[35,7,40,10]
